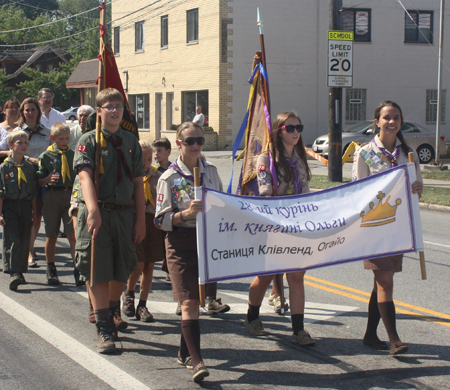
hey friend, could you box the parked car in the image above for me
[62,106,79,121]
[311,120,446,164]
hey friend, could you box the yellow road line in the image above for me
[304,275,450,328]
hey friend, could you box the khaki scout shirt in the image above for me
[37,145,75,187]
[73,127,144,205]
[155,157,223,231]
[256,151,310,196]
[143,165,162,214]
[352,135,423,183]
[0,157,36,200]
[16,124,52,159]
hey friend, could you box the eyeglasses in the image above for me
[178,137,205,146]
[281,124,303,133]
[100,105,124,112]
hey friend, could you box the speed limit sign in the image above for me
[328,30,353,88]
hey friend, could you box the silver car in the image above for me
[62,106,79,121]
[311,120,447,164]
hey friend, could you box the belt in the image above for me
[48,186,73,191]
[98,202,133,210]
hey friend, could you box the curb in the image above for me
[419,202,450,213]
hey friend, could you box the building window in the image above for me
[187,9,198,43]
[135,21,144,52]
[114,27,120,55]
[405,11,433,43]
[161,16,168,48]
[345,89,366,122]
[129,94,150,130]
[182,90,208,124]
[342,9,371,42]
[426,89,446,123]
[48,64,54,71]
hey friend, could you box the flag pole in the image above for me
[90,1,106,287]
[409,152,427,280]
[258,8,284,314]
[194,167,206,307]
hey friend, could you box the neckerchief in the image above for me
[371,139,401,166]
[168,158,206,185]
[5,157,27,189]
[26,124,44,141]
[47,144,71,184]
[285,157,302,194]
[106,134,133,185]
[143,165,159,206]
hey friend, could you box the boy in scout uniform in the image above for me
[73,88,145,354]
[0,130,36,291]
[37,123,76,286]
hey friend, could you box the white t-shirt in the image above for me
[41,108,66,129]
[193,113,204,127]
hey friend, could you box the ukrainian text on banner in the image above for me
[197,163,423,284]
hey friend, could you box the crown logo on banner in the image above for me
[360,191,402,227]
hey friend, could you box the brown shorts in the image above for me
[42,187,74,238]
[364,254,403,272]
[165,227,199,302]
[135,213,166,264]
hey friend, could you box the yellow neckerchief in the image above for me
[143,165,159,206]
[99,131,108,174]
[47,144,71,184]
[5,157,27,189]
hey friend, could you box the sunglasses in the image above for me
[179,137,205,146]
[281,124,303,133]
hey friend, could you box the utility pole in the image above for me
[435,0,445,164]
[328,0,343,182]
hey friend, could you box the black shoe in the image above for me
[9,273,21,291]
[73,267,85,286]
[46,264,60,285]
[58,231,67,238]
[96,320,116,354]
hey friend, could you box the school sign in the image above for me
[196,163,423,284]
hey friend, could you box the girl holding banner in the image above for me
[353,101,423,355]
[154,122,222,382]
[245,111,316,346]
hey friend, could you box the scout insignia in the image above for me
[128,149,132,154]
[9,172,14,178]
[4,174,8,179]
[157,194,164,202]
[258,164,266,171]
[77,144,86,152]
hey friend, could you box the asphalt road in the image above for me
[1,152,449,390]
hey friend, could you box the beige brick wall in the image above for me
[112,0,231,149]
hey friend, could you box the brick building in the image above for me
[112,0,450,148]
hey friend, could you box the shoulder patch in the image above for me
[77,144,87,152]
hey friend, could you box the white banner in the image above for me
[197,163,423,284]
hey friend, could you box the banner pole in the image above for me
[409,152,427,280]
[194,167,206,307]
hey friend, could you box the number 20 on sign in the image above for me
[328,30,353,88]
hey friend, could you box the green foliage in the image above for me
[0,73,18,104]
[17,65,76,106]
[170,124,180,130]
[0,0,59,20]
[421,170,450,181]
[203,126,214,132]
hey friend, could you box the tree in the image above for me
[0,0,59,20]
[0,73,18,105]
[17,64,76,107]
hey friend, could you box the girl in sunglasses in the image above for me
[154,122,223,382]
[245,111,316,346]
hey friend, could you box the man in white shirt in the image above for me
[38,88,66,128]
[192,106,205,127]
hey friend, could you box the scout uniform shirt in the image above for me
[143,165,162,214]
[73,127,144,205]
[37,145,75,187]
[256,150,310,196]
[0,157,36,200]
[353,135,423,182]
[155,157,223,231]
[16,123,52,159]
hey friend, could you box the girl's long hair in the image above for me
[272,111,311,183]
[17,97,42,127]
[374,100,410,157]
